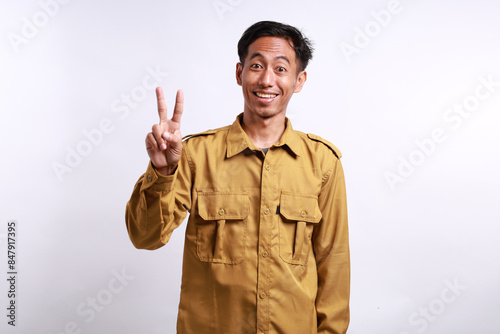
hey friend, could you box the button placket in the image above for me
[257,156,273,332]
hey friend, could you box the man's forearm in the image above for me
[125,161,180,250]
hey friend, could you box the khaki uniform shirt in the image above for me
[126,114,350,334]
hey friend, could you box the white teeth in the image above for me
[256,92,277,98]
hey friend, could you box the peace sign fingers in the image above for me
[146,87,184,175]
[171,89,184,124]
[156,87,169,124]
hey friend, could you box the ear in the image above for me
[294,70,307,93]
[236,62,243,86]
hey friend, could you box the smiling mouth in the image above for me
[254,92,278,98]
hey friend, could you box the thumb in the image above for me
[162,132,182,150]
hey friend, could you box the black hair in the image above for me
[237,20,314,72]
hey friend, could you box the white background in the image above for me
[1,0,499,333]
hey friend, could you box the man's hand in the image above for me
[146,87,184,176]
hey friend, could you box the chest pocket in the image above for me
[278,192,322,265]
[196,191,249,264]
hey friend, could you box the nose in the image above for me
[258,67,275,87]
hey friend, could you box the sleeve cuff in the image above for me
[139,161,177,192]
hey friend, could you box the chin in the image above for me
[255,110,279,119]
[256,105,285,118]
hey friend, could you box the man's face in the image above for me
[236,36,307,120]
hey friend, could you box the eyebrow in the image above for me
[248,52,291,64]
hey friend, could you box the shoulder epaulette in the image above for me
[182,125,230,141]
[306,133,342,158]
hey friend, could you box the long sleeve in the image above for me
[314,157,350,334]
[125,145,192,250]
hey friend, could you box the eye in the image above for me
[276,67,287,72]
[250,63,262,69]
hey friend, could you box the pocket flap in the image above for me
[279,192,322,223]
[197,191,249,220]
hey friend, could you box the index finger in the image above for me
[171,89,184,123]
[156,87,168,123]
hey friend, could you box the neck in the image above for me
[241,111,286,148]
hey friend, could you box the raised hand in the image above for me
[146,87,184,175]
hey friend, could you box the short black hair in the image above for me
[237,21,314,72]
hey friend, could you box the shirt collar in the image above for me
[226,113,302,159]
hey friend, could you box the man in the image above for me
[126,21,350,334]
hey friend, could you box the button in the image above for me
[265,164,271,171]
[264,208,270,215]
[147,174,152,182]
[218,209,225,216]
[260,292,267,299]
[262,251,269,258]
[300,210,306,218]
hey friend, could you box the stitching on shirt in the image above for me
[266,214,272,333]
[322,167,333,184]
[305,133,341,159]
[183,142,195,176]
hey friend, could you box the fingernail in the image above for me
[160,143,167,150]
[163,132,170,140]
